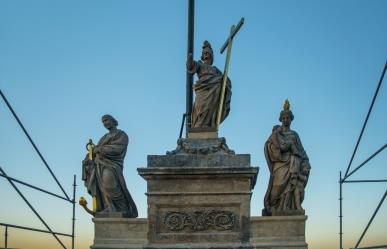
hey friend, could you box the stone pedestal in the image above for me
[90,137,308,249]
[91,216,307,249]
[137,137,259,249]
[91,218,147,249]
[250,216,308,249]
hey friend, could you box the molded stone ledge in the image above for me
[147,154,251,168]
[143,242,252,249]
[138,166,259,190]
[138,166,258,176]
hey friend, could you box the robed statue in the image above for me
[81,114,138,218]
[187,40,232,129]
[263,100,311,216]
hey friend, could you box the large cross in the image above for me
[216,17,244,129]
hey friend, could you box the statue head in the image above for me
[201,40,214,65]
[102,114,118,130]
[279,99,294,128]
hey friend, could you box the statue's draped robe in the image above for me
[82,129,138,217]
[188,60,232,128]
[263,129,310,215]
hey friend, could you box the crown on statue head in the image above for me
[283,99,290,111]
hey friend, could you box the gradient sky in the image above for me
[0,1,386,249]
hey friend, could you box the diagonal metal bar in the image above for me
[344,62,387,177]
[0,167,67,249]
[352,245,387,249]
[344,179,387,183]
[354,189,387,248]
[0,89,70,201]
[344,144,387,181]
[0,172,72,203]
[0,222,72,237]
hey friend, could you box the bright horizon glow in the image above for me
[0,1,386,249]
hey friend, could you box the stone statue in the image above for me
[82,114,138,218]
[262,100,311,216]
[186,40,232,129]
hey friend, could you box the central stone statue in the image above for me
[186,40,232,129]
[82,114,138,218]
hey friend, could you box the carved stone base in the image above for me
[250,215,308,248]
[137,167,258,246]
[91,218,147,249]
[90,216,308,249]
[138,149,258,249]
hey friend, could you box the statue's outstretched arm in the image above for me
[186,53,198,74]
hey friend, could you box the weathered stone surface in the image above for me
[250,215,308,249]
[148,154,250,168]
[91,218,147,249]
[271,209,305,216]
[91,216,307,249]
[95,212,127,218]
[167,137,235,155]
[138,165,258,247]
[187,130,218,139]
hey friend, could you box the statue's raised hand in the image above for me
[186,53,194,71]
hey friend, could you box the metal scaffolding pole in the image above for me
[344,62,387,178]
[0,167,67,249]
[339,171,343,249]
[0,90,70,201]
[71,175,77,249]
[4,225,8,249]
[354,190,387,248]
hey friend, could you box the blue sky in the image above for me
[0,1,386,248]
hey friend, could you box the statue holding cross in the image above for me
[186,40,232,129]
[186,18,244,131]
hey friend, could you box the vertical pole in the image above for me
[339,171,343,249]
[71,175,76,249]
[186,0,194,137]
[4,225,8,249]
